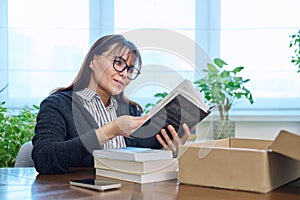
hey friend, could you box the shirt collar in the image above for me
[76,88,95,101]
[76,88,118,109]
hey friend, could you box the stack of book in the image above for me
[93,147,178,184]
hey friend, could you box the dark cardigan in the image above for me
[32,90,161,174]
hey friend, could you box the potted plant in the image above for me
[0,84,39,167]
[289,29,300,73]
[194,58,254,139]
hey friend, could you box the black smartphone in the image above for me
[70,179,122,191]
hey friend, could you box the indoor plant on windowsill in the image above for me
[194,58,254,139]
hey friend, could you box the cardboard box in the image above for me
[178,130,300,193]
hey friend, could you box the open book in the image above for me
[131,79,214,139]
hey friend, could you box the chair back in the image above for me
[14,141,34,167]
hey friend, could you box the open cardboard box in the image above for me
[178,130,300,193]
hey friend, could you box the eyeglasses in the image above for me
[100,54,140,80]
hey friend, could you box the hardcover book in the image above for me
[96,168,178,184]
[94,157,178,174]
[131,79,214,139]
[93,147,173,162]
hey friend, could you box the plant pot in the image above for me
[213,120,235,139]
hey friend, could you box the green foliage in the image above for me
[0,102,39,167]
[289,29,300,73]
[143,92,168,114]
[194,58,254,120]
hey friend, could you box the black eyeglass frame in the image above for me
[99,54,141,80]
[112,56,141,80]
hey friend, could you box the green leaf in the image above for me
[243,79,251,83]
[207,63,218,72]
[220,71,230,78]
[232,66,244,73]
[214,58,227,68]
[154,92,168,98]
[144,103,154,108]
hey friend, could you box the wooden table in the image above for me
[0,167,299,200]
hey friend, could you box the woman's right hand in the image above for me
[95,115,148,144]
[114,115,149,137]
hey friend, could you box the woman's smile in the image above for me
[113,78,125,87]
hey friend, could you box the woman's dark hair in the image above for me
[52,34,143,111]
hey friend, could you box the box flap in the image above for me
[269,130,300,161]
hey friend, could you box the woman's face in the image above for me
[89,51,135,97]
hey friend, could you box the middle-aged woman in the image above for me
[32,34,191,174]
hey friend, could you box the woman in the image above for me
[32,34,191,174]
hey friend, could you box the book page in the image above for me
[148,79,206,116]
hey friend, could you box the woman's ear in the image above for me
[89,60,94,70]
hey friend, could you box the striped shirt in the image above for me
[76,88,126,148]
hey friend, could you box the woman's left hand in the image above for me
[156,123,191,158]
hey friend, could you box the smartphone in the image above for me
[70,179,122,191]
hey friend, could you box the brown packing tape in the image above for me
[269,130,300,161]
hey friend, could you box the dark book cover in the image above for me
[131,93,210,139]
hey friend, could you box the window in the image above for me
[114,0,200,108]
[1,0,299,119]
[219,0,300,115]
[0,0,89,108]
